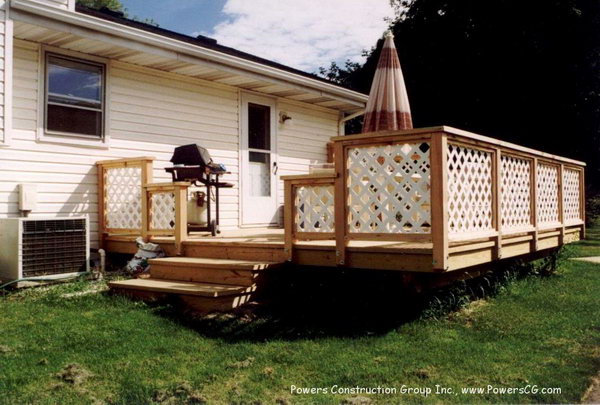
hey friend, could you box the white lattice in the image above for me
[150,192,176,230]
[563,168,581,224]
[447,144,493,235]
[347,142,431,233]
[501,155,532,231]
[104,166,142,230]
[536,163,560,226]
[294,185,335,233]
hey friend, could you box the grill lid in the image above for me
[170,144,213,167]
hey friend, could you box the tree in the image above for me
[322,0,600,191]
[76,0,124,12]
[76,0,159,26]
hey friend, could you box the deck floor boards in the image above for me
[104,226,582,272]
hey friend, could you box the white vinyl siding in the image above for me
[276,100,338,211]
[5,40,339,247]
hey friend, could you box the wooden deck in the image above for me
[100,126,586,312]
[105,225,582,273]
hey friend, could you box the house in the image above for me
[0,0,367,250]
[0,0,586,311]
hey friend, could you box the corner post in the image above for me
[140,160,153,242]
[580,167,586,239]
[492,149,503,259]
[283,180,294,261]
[333,140,347,266]
[96,163,105,250]
[430,132,449,271]
[558,164,565,244]
[174,184,188,256]
[326,142,334,164]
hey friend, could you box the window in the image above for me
[45,54,105,138]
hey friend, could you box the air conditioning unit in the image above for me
[0,216,89,282]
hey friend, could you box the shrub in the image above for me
[586,192,600,227]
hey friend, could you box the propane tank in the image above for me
[187,188,208,226]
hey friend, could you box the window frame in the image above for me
[37,46,110,148]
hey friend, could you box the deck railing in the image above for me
[96,157,189,254]
[283,126,585,271]
[283,173,336,260]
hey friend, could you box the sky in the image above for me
[120,0,396,73]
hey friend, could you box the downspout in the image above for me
[338,110,365,136]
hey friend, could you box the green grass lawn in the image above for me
[1,229,600,404]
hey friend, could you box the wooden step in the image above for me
[149,257,283,270]
[108,278,254,297]
[149,257,284,286]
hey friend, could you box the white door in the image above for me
[241,94,278,225]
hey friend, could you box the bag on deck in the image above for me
[125,237,165,275]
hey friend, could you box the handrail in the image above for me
[143,182,190,255]
[321,127,585,271]
[331,126,586,166]
[96,157,190,255]
[282,173,336,261]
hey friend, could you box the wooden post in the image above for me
[430,133,449,271]
[326,142,334,164]
[531,158,539,251]
[558,164,565,245]
[174,184,188,256]
[580,168,586,239]
[96,164,105,250]
[140,160,154,242]
[283,180,294,261]
[333,140,347,266]
[492,149,503,259]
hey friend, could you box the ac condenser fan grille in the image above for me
[22,219,87,277]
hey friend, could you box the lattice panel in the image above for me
[294,185,335,233]
[501,155,532,231]
[536,163,560,226]
[150,192,176,230]
[447,144,493,235]
[104,166,142,230]
[563,168,581,224]
[347,142,431,234]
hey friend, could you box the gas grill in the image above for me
[165,144,233,236]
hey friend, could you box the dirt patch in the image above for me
[412,366,437,380]
[153,381,206,404]
[0,345,13,354]
[228,356,255,369]
[341,396,372,405]
[449,299,489,326]
[55,363,93,386]
[582,372,600,404]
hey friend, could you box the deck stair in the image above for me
[109,257,284,313]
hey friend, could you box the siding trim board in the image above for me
[0,1,10,146]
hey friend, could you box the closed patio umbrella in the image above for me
[362,31,413,133]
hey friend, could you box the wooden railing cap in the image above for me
[144,182,191,190]
[96,156,156,166]
[330,125,586,167]
[281,173,337,181]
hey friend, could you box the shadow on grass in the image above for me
[147,253,565,342]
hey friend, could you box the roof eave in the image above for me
[10,0,368,109]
